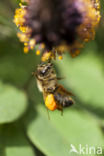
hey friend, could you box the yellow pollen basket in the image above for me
[45,94,57,111]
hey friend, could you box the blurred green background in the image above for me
[0,0,104,156]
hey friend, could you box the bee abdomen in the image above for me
[63,97,74,107]
[54,93,74,108]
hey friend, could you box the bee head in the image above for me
[36,63,53,79]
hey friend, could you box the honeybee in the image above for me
[34,62,74,112]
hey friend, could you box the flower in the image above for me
[14,0,101,60]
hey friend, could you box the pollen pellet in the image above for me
[45,94,57,111]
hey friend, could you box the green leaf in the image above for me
[0,38,40,87]
[26,103,104,156]
[54,52,104,116]
[0,123,35,156]
[0,144,5,156]
[0,81,28,123]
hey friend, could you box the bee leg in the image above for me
[61,109,63,116]
[57,77,65,80]
[43,93,50,120]
[46,107,50,120]
[32,72,35,76]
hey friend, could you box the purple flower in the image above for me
[14,0,101,60]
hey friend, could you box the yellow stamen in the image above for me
[41,52,52,62]
[24,46,29,53]
[17,32,29,42]
[58,56,63,60]
[36,50,41,55]
[29,39,36,49]
[41,43,45,49]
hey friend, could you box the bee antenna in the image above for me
[39,61,45,65]
[47,58,52,64]
[32,72,34,76]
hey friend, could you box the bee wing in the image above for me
[57,84,74,96]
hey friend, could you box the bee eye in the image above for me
[39,65,51,76]
[39,70,46,76]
